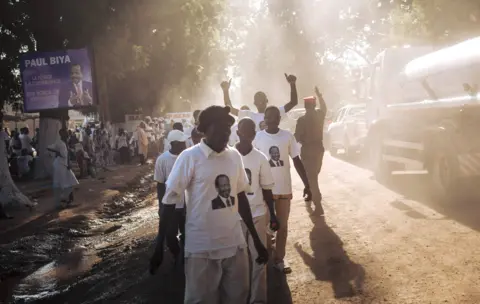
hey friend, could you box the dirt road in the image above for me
[5,153,480,303]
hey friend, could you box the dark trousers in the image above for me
[76,151,85,177]
[301,148,325,205]
[119,147,129,164]
[158,204,186,257]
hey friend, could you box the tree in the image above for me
[0,0,228,207]
[388,0,480,45]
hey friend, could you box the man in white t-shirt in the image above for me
[154,129,188,260]
[254,105,312,274]
[150,106,268,304]
[163,122,186,152]
[229,106,251,146]
[221,74,299,132]
[235,117,279,304]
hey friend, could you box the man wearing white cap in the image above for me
[154,129,188,260]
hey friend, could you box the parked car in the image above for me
[327,104,367,157]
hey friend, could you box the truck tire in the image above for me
[368,132,392,183]
[427,138,461,205]
[329,141,338,157]
[344,136,354,158]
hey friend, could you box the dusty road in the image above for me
[5,153,480,303]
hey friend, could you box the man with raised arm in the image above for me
[295,86,328,215]
[221,74,299,131]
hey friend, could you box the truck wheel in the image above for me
[369,134,392,182]
[344,136,354,158]
[329,141,338,157]
[428,144,461,205]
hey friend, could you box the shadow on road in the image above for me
[384,174,480,232]
[332,151,480,232]
[267,264,293,304]
[295,216,365,299]
[329,151,369,170]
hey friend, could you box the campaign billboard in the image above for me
[164,112,193,123]
[20,48,96,112]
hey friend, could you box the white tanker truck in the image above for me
[365,37,480,204]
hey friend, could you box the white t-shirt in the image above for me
[116,135,128,148]
[238,106,286,132]
[163,140,249,258]
[163,138,193,152]
[237,147,274,218]
[229,123,239,146]
[253,129,300,195]
[154,151,184,209]
[19,134,33,152]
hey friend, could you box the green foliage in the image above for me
[389,0,480,45]
[0,0,228,120]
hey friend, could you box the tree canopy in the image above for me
[0,0,228,121]
[2,0,480,118]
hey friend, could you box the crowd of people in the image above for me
[2,126,38,180]
[150,74,327,303]
[1,73,328,303]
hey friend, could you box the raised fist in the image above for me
[284,73,297,84]
[220,79,231,91]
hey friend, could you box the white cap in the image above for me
[167,129,188,142]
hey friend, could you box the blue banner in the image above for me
[20,48,96,112]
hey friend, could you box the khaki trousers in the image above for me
[184,247,249,304]
[241,215,267,304]
[273,196,291,263]
[301,148,324,205]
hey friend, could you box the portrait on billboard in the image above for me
[20,48,96,112]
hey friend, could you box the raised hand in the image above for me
[69,91,79,106]
[314,86,322,97]
[220,79,231,91]
[83,89,93,105]
[284,73,297,84]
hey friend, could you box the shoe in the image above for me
[274,260,292,274]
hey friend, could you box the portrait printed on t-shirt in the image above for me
[259,121,267,131]
[268,146,284,167]
[211,174,236,210]
[245,168,254,195]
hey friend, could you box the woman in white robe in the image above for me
[48,128,79,209]
[137,122,149,165]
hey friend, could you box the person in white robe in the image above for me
[48,128,79,209]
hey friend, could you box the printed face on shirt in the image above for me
[269,146,280,161]
[245,168,252,186]
[259,121,267,130]
[215,175,231,198]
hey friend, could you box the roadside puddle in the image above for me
[12,248,101,302]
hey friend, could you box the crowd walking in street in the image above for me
[149,74,327,303]
[0,72,329,303]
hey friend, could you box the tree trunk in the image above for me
[34,116,62,179]
[0,136,33,207]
